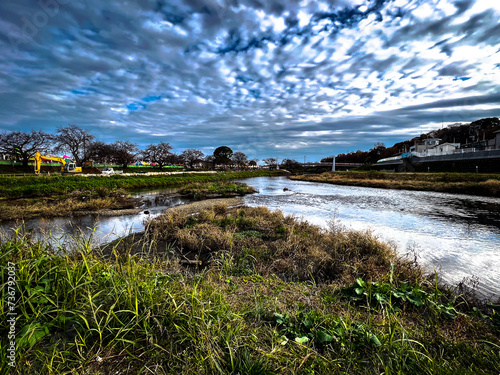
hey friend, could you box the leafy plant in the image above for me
[343,278,461,319]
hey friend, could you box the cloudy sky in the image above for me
[0,0,499,161]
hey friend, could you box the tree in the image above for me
[204,155,216,169]
[281,158,301,170]
[110,141,138,168]
[231,151,248,169]
[180,148,204,169]
[143,142,173,169]
[263,157,278,170]
[213,146,233,166]
[54,124,95,165]
[0,130,53,168]
[248,159,258,167]
[87,141,114,165]
[366,143,387,163]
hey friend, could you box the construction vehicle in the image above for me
[31,151,82,175]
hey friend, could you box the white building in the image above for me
[421,142,460,156]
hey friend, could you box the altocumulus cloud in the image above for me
[0,0,499,160]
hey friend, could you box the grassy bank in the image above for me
[0,170,280,199]
[1,205,499,374]
[0,180,256,222]
[291,171,500,197]
[0,170,277,221]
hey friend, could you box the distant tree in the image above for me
[281,158,301,170]
[87,141,114,165]
[0,130,53,168]
[232,151,248,169]
[213,146,233,166]
[263,157,278,170]
[204,154,215,169]
[248,159,258,167]
[180,148,204,169]
[143,142,173,169]
[366,143,387,163]
[54,124,95,165]
[110,141,138,168]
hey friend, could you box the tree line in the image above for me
[0,125,259,170]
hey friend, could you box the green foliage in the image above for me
[343,277,461,319]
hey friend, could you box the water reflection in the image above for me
[2,195,187,248]
[238,177,500,299]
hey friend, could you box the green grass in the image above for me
[1,206,499,374]
[291,171,500,197]
[0,170,281,199]
[179,182,257,200]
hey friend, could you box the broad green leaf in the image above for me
[295,336,310,344]
[356,278,366,287]
[17,323,49,349]
[317,331,334,343]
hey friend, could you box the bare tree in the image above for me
[263,157,278,170]
[143,142,173,169]
[110,141,138,168]
[231,151,248,169]
[0,130,53,168]
[281,158,301,170]
[87,141,114,165]
[54,124,95,165]
[204,154,216,169]
[180,148,204,169]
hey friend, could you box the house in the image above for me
[422,142,460,156]
[410,138,441,153]
[191,159,213,169]
[490,130,500,150]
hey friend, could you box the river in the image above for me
[3,176,500,299]
[237,176,500,300]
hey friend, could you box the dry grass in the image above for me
[292,171,500,197]
[140,204,421,286]
[0,195,137,221]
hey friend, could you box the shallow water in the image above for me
[237,176,500,300]
[1,194,187,248]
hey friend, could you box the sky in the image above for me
[0,0,499,161]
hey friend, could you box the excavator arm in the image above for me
[30,152,82,175]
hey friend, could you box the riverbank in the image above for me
[0,171,274,221]
[0,181,256,222]
[291,171,500,197]
[1,203,498,374]
[0,170,282,199]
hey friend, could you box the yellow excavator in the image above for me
[31,151,82,175]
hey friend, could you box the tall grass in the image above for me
[1,207,499,374]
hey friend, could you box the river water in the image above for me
[3,176,500,299]
[237,177,500,300]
